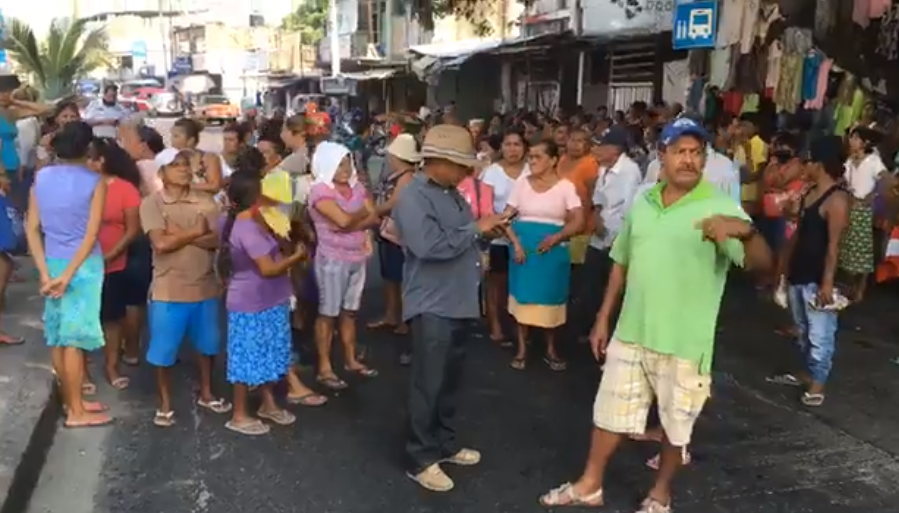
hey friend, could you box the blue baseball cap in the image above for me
[660,117,710,146]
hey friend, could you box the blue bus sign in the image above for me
[672,1,718,50]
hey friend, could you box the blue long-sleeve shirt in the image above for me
[393,172,482,321]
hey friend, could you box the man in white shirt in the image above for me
[643,118,741,204]
[84,85,130,139]
[579,126,642,334]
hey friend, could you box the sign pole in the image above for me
[329,0,341,76]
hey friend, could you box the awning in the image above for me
[340,69,398,81]
[409,32,580,81]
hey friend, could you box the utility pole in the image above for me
[158,0,170,75]
[328,0,340,76]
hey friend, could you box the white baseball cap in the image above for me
[154,148,188,168]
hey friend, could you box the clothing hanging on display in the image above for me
[709,47,733,89]
[801,51,825,102]
[775,53,804,113]
[877,5,899,60]
[805,58,834,110]
[815,0,838,39]
[717,0,760,54]
[766,40,784,90]
[784,27,814,54]
[757,1,783,44]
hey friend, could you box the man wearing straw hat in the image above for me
[393,124,512,492]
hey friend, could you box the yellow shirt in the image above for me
[739,136,768,202]
[261,168,292,238]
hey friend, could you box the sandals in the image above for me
[317,375,349,390]
[109,376,130,390]
[344,365,379,378]
[801,392,825,407]
[510,357,526,371]
[0,335,25,346]
[64,414,113,429]
[766,373,802,387]
[225,419,270,436]
[637,497,672,513]
[197,398,233,414]
[81,382,97,396]
[544,356,567,372]
[539,482,604,507]
[154,410,175,428]
[257,408,297,426]
[646,449,692,470]
[287,393,328,407]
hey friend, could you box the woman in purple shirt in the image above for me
[218,170,322,436]
[26,121,109,428]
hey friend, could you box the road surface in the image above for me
[21,270,899,513]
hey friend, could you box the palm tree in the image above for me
[0,17,109,99]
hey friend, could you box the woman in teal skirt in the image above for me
[26,121,110,428]
[505,140,584,371]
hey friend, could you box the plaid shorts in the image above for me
[593,340,711,447]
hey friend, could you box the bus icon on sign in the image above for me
[688,8,713,39]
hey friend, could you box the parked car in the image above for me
[194,94,239,125]
[149,92,184,117]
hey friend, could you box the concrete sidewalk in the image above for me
[0,271,57,513]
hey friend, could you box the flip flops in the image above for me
[225,419,270,436]
[64,415,113,429]
[286,393,328,407]
[197,398,233,414]
[316,375,349,390]
[109,376,130,390]
[257,409,296,426]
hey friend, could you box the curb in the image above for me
[0,376,60,513]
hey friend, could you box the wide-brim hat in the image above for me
[420,124,480,168]
[387,133,421,163]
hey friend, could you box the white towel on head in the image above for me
[311,141,356,188]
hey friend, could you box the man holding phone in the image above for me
[85,85,130,139]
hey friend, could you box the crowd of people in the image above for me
[3,71,899,511]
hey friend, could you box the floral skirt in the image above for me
[43,255,105,351]
[226,302,292,386]
[838,202,875,275]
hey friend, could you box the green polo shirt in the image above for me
[610,180,748,374]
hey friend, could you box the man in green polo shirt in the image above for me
[540,118,773,512]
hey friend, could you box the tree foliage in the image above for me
[281,0,329,45]
[281,0,525,41]
[0,17,109,99]
[403,0,530,35]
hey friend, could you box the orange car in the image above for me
[194,94,239,125]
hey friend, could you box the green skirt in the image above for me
[838,202,875,274]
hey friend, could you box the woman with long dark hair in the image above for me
[27,121,110,427]
[36,100,81,168]
[86,139,142,390]
[218,170,309,435]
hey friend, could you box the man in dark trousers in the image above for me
[393,124,509,492]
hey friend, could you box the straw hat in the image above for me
[420,124,480,168]
[387,133,421,163]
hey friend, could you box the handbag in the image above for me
[380,216,402,246]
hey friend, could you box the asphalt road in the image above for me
[21,268,899,513]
